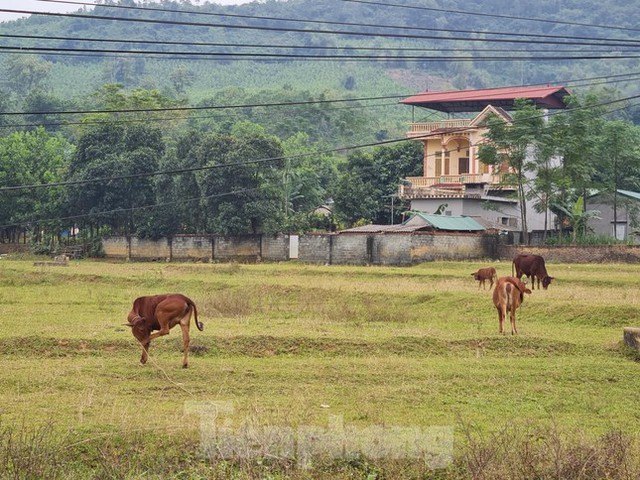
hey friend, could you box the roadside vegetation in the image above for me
[0,258,638,478]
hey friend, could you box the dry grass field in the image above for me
[0,257,639,478]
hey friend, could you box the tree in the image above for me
[592,120,640,238]
[193,124,285,235]
[66,123,164,236]
[332,142,422,227]
[544,94,604,239]
[478,99,546,244]
[170,65,196,94]
[5,55,52,95]
[0,128,72,243]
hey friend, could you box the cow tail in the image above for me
[505,283,513,307]
[188,299,204,331]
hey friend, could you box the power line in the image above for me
[4,71,640,129]
[4,45,640,62]
[0,70,637,122]
[4,7,640,49]
[2,97,637,231]
[0,102,401,130]
[0,135,414,193]
[0,186,263,229]
[3,32,633,54]
[2,90,638,194]
[0,94,408,118]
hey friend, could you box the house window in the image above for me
[501,217,517,227]
[459,157,469,174]
[435,151,442,176]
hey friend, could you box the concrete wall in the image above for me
[214,235,261,261]
[103,233,495,265]
[261,235,290,261]
[498,244,640,263]
[102,235,290,262]
[130,237,170,260]
[172,236,213,261]
[298,232,496,266]
[299,235,331,264]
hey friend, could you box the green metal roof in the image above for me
[588,189,640,202]
[618,189,640,201]
[409,213,486,231]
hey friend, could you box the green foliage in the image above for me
[332,142,422,226]
[0,128,72,241]
[66,122,163,235]
[4,54,52,95]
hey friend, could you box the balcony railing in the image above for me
[399,173,514,199]
[404,174,503,187]
[407,120,472,138]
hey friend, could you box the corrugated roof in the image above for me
[340,213,485,233]
[618,189,640,201]
[588,189,640,201]
[340,223,427,233]
[407,213,486,231]
[401,85,570,113]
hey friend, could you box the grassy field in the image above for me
[0,257,639,478]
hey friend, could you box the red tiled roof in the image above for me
[401,85,570,113]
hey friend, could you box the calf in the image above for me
[471,267,497,289]
[512,253,554,290]
[492,276,531,335]
[124,294,203,368]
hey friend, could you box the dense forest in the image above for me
[0,0,640,250]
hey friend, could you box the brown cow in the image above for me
[492,276,532,335]
[471,267,497,289]
[124,294,203,368]
[512,253,554,290]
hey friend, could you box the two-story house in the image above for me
[398,85,570,239]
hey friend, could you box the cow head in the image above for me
[542,276,554,290]
[124,315,150,343]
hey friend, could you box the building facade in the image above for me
[398,86,569,240]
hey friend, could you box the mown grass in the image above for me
[0,258,639,478]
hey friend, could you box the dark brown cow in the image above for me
[471,267,497,289]
[512,253,554,290]
[124,294,203,368]
[492,276,531,335]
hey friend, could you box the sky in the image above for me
[0,0,254,23]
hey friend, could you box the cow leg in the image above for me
[140,341,150,364]
[497,307,505,335]
[180,323,190,368]
[148,327,170,341]
[510,309,518,335]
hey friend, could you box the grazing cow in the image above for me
[512,253,554,290]
[492,276,532,335]
[471,267,497,289]
[124,294,203,368]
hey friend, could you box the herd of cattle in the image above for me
[472,253,554,336]
[124,253,554,366]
